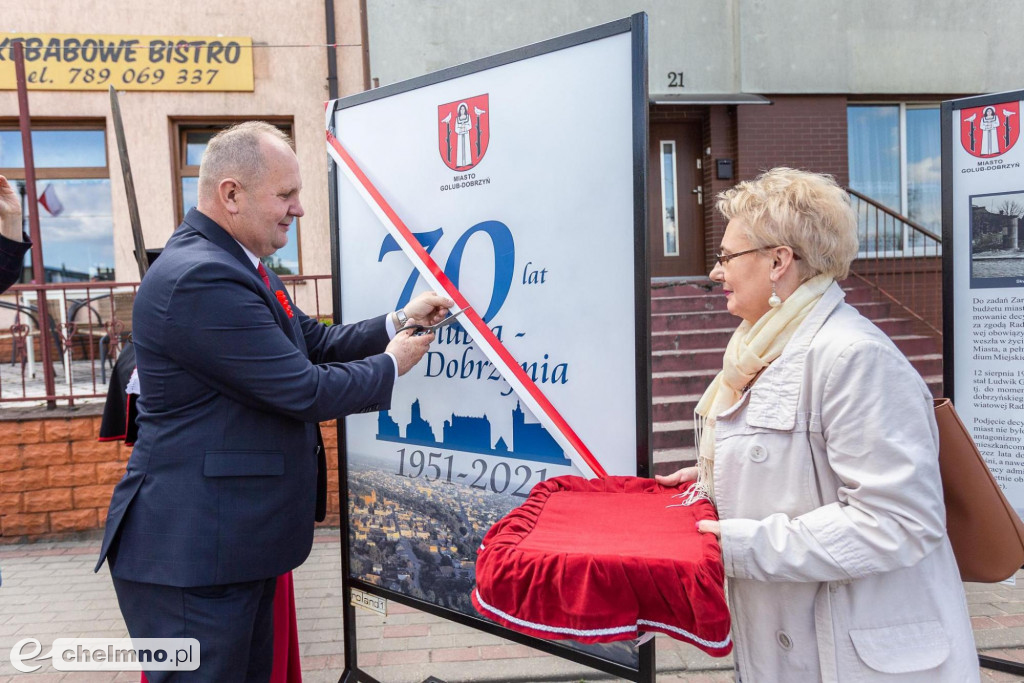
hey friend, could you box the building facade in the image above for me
[365,0,1023,277]
[4,1,1022,284]
[1,0,369,287]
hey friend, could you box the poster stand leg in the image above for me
[979,654,1024,675]
[337,669,377,683]
[338,599,378,683]
[636,639,656,682]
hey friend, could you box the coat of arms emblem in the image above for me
[961,102,1020,158]
[438,94,489,171]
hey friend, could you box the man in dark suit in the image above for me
[96,121,450,681]
[0,175,31,292]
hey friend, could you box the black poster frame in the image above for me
[942,90,1024,677]
[327,13,653,683]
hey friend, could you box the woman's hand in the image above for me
[656,467,722,538]
[697,520,721,538]
[654,466,697,488]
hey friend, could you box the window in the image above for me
[660,141,679,257]
[0,123,114,282]
[848,104,941,254]
[173,120,300,275]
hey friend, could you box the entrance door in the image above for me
[648,122,706,277]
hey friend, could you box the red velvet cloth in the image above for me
[139,572,302,682]
[472,475,732,656]
[270,572,303,683]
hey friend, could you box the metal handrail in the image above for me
[844,188,943,339]
[1,274,333,406]
[846,187,941,242]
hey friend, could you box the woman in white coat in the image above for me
[658,168,977,682]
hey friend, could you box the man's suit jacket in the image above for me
[96,209,395,587]
[0,233,30,292]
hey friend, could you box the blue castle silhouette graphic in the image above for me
[377,399,571,466]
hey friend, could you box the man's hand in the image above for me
[0,175,23,242]
[654,466,697,488]
[386,327,435,376]
[401,291,454,328]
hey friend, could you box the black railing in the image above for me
[845,188,943,338]
[0,274,332,407]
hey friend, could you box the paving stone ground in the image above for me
[0,529,1021,682]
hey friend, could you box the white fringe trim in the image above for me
[473,589,732,650]
[665,486,708,507]
[666,413,712,507]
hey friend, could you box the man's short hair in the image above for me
[197,122,294,202]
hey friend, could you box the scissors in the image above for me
[398,308,468,336]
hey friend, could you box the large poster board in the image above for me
[943,90,1024,520]
[328,14,651,681]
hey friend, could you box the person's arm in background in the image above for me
[0,175,30,293]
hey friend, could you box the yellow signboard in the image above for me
[0,33,254,91]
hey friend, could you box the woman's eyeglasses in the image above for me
[714,246,801,266]
[714,246,774,266]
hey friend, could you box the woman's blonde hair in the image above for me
[716,167,859,279]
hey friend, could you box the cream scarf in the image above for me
[684,274,833,504]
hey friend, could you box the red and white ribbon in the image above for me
[327,130,605,479]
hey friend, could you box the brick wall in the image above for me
[705,106,740,272]
[852,257,944,335]
[646,98,852,273]
[0,408,345,541]
[321,422,342,527]
[0,409,129,539]
[736,95,850,185]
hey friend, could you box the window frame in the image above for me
[0,118,109,180]
[0,119,114,281]
[659,139,680,257]
[847,101,942,258]
[170,117,302,273]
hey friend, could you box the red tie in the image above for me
[257,262,271,290]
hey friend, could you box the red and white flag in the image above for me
[38,184,64,216]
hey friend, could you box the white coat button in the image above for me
[776,630,793,651]
[748,445,768,463]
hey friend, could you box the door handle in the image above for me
[692,186,703,205]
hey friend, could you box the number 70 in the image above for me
[377,221,515,323]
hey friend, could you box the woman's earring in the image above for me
[768,281,782,308]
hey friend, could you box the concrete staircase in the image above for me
[650,279,943,475]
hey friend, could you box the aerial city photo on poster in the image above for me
[346,452,517,614]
